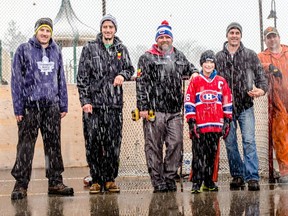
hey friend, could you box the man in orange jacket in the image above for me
[258,26,288,183]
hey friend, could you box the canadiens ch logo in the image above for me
[199,90,218,103]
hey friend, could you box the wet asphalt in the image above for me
[0,167,287,216]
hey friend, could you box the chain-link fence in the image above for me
[0,0,287,178]
[1,0,287,84]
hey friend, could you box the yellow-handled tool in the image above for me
[131,108,155,122]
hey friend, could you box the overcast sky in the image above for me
[0,0,287,53]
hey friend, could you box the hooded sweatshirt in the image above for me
[11,36,68,115]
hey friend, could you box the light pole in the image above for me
[102,0,106,16]
[258,0,264,51]
[266,0,277,183]
[267,0,277,28]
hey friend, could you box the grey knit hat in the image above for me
[100,14,117,32]
[226,22,242,36]
[34,17,53,34]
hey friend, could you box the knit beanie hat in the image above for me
[155,20,173,41]
[226,22,242,36]
[200,50,217,66]
[34,18,53,34]
[100,14,117,32]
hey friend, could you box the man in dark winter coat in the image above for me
[10,18,73,200]
[216,22,268,191]
[136,20,198,193]
[77,14,134,194]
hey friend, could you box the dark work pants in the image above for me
[143,112,183,188]
[11,105,64,188]
[191,132,221,184]
[83,108,122,185]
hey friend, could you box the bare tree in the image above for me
[3,20,27,53]
[174,40,207,68]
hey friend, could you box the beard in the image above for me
[40,41,49,45]
[38,39,50,48]
[269,42,278,50]
[159,43,172,53]
[104,37,113,41]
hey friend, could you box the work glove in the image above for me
[222,118,231,139]
[188,118,200,139]
[269,64,282,79]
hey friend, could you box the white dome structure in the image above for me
[53,0,98,47]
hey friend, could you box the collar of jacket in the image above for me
[29,36,56,49]
[96,33,122,48]
[222,41,245,55]
[262,44,288,56]
[146,44,174,56]
[200,69,217,80]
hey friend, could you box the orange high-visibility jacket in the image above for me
[258,45,288,176]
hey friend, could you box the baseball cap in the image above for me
[264,26,279,38]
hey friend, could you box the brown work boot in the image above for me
[90,183,101,194]
[105,181,120,193]
[48,183,74,196]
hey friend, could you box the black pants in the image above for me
[191,132,221,183]
[11,105,64,188]
[83,108,122,185]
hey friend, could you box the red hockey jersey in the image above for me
[184,73,232,133]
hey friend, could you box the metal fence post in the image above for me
[0,40,2,85]
[73,35,79,83]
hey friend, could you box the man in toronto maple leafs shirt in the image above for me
[10,17,73,200]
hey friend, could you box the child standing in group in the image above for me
[184,50,233,194]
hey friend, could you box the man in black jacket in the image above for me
[216,22,268,191]
[136,20,198,192]
[77,14,134,194]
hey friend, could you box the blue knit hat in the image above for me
[155,20,173,41]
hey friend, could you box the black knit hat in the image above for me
[200,50,217,66]
[34,17,53,34]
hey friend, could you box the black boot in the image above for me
[230,177,245,190]
[191,181,202,194]
[11,184,27,200]
[247,180,260,191]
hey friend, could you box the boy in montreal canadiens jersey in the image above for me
[184,50,232,194]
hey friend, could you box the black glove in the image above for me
[269,64,282,79]
[188,118,200,139]
[222,118,231,139]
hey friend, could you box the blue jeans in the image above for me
[224,107,259,181]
